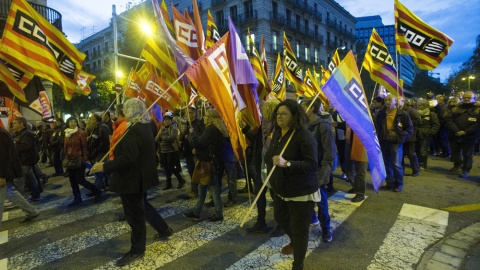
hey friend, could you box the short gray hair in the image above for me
[124,98,151,124]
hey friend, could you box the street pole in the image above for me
[113,5,120,104]
[468,77,471,91]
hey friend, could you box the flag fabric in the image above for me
[247,29,270,101]
[0,0,86,100]
[321,51,386,193]
[75,70,94,96]
[304,69,328,104]
[271,53,285,101]
[192,0,205,55]
[363,28,403,97]
[38,90,53,118]
[327,49,342,73]
[2,53,34,90]
[227,19,261,130]
[150,103,163,124]
[395,0,454,71]
[206,10,220,50]
[125,69,144,98]
[140,70,181,111]
[1,97,22,127]
[152,0,193,78]
[283,33,304,95]
[137,61,154,81]
[0,58,26,102]
[377,84,389,98]
[160,0,176,40]
[172,4,201,61]
[260,36,269,82]
[184,32,245,162]
[320,65,329,85]
[16,76,49,116]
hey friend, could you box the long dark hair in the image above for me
[66,117,79,127]
[272,99,309,130]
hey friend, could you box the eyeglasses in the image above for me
[277,113,292,117]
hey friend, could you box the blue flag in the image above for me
[322,51,386,193]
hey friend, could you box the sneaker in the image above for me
[162,184,173,190]
[183,211,201,220]
[208,214,224,222]
[311,214,319,226]
[4,201,17,210]
[177,180,186,189]
[341,173,347,179]
[68,199,82,207]
[94,190,102,203]
[449,166,461,173]
[281,243,294,255]
[116,251,145,267]
[19,212,39,223]
[26,196,42,202]
[224,200,236,208]
[321,228,333,242]
[380,185,394,191]
[394,187,403,192]
[459,171,469,178]
[85,192,95,197]
[410,172,419,177]
[351,194,365,203]
[246,221,268,234]
[153,227,173,240]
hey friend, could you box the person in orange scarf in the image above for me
[110,104,128,160]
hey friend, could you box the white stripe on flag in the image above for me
[227,191,365,269]
[367,203,449,269]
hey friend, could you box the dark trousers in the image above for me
[67,165,98,198]
[316,185,330,229]
[403,141,420,173]
[434,129,450,155]
[450,140,475,172]
[53,148,64,175]
[345,142,367,195]
[185,154,198,194]
[274,195,315,270]
[382,143,404,188]
[160,152,184,185]
[253,168,275,223]
[418,136,432,168]
[336,139,346,173]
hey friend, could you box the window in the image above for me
[296,41,300,57]
[230,5,237,22]
[93,62,97,71]
[93,47,96,58]
[296,15,300,30]
[315,25,318,36]
[305,19,309,33]
[272,2,278,19]
[305,46,309,61]
[273,32,277,50]
[98,60,101,70]
[97,45,101,56]
[104,41,108,53]
[244,1,253,17]
[215,11,224,24]
[315,48,318,63]
[286,10,291,25]
[85,50,89,60]
[85,64,90,72]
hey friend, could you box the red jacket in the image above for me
[110,118,128,160]
[64,129,88,162]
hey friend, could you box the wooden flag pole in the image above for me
[395,51,400,102]
[95,73,186,165]
[371,82,378,104]
[240,86,324,227]
[8,96,16,126]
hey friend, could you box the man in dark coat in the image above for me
[92,99,172,267]
[0,126,39,226]
[400,97,421,176]
[434,95,450,157]
[88,114,110,189]
[12,117,42,201]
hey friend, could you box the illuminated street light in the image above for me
[116,71,124,78]
[141,22,152,35]
[462,76,475,90]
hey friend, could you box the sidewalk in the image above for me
[417,222,480,270]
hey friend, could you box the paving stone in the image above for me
[439,244,468,258]
[425,259,457,270]
[443,238,472,250]
[431,251,462,268]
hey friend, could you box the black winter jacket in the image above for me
[445,103,480,142]
[13,128,38,166]
[0,127,23,181]
[307,114,336,184]
[264,127,318,198]
[375,108,413,145]
[418,112,440,139]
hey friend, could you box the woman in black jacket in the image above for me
[183,109,226,222]
[264,99,319,270]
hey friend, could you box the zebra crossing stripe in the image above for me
[0,258,7,270]
[0,230,8,245]
[2,212,8,222]
[227,191,364,269]
[6,198,198,270]
[367,203,449,270]
[94,200,272,269]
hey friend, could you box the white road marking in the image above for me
[367,203,449,270]
[0,230,8,245]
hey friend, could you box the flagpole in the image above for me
[371,82,378,104]
[395,50,400,102]
[8,96,15,126]
[95,73,186,165]
[240,85,324,227]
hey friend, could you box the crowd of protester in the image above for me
[1,90,479,269]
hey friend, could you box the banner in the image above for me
[0,58,26,102]
[322,51,386,192]
[395,0,454,70]
[363,28,403,97]
[172,4,201,61]
[283,33,304,96]
[0,0,86,100]
[271,53,285,101]
[206,10,220,49]
[140,70,181,111]
[247,29,270,101]
[75,70,94,96]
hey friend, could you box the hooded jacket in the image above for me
[307,113,336,184]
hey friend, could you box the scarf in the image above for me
[65,127,78,138]
[419,108,430,116]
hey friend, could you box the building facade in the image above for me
[355,15,423,97]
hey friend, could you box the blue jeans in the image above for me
[312,185,330,230]
[194,170,223,217]
[8,179,38,219]
[382,143,404,188]
[94,153,110,189]
[224,162,237,201]
[0,184,5,230]
[20,166,41,199]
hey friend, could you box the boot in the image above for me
[68,196,82,207]
[177,177,186,189]
[163,179,173,190]
[94,189,102,203]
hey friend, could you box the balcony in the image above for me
[313,11,322,22]
[315,34,324,44]
[211,0,227,6]
[326,40,336,50]
[285,0,313,15]
[0,1,63,32]
[270,12,285,25]
[238,10,258,24]
[270,44,282,56]
[326,18,338,32]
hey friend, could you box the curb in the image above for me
[417,222,480,270]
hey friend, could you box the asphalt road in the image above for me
[1,154,479,270]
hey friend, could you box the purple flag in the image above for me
[227,17,259,91]
[152,0,193,82]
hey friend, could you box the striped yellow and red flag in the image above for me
[160,0,176,40]
[172,4,201,60]
[304,69,328,104]
[1,53,34,89]
[321,66,331,85]
[205,10,220,50]
[140,70,181,111]
[271,53,285,101]
[0,58,26,102]
[192,0,205,55]
[395,0,454,71]
[283,33,304,96]
[260,36,269,82]
[75,70,95,96]
[142,38,178,85]
[125,69,145,98]
[0,0,86,100]
[363,28,403,97]
[247,29,270,101]
[327,49,342,73]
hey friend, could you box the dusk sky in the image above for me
[49,0,480,83]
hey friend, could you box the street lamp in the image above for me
[462,76,475,90]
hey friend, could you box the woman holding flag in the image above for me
[264,100,319,270]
